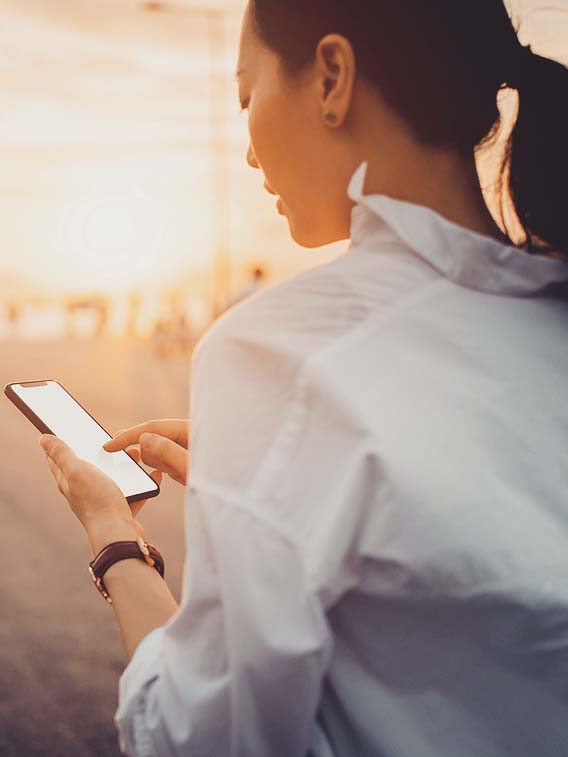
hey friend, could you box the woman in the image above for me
[40,1,568,755]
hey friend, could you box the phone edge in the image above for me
[4,380,161,504]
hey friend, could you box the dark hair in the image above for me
[252,0,568,256]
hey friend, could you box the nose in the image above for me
[247,143,260,170]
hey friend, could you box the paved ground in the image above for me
[0,337,191,756]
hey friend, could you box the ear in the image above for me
[315,34,356,128]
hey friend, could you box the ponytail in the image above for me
[502,48,568,256]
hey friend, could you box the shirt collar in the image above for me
[347,161,568,296]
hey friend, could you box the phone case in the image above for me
[4,379,160,504]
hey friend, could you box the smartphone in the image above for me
[4,379,160,504]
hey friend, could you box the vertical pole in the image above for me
[207,9,231,319]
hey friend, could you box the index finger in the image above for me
[103,420,188,452]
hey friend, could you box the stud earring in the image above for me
[324,112,337,124]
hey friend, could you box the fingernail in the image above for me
[140,433,156,448]
[39,435,50,450]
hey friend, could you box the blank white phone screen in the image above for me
[12,381,158,500]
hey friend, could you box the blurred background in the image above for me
[0,0,566,754]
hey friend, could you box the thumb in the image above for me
[140,433,188,484]
[40,434,78,475]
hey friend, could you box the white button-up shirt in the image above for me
[115,162,568,757]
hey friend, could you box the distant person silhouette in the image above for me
[6,301,21,334]
[226,266,266,310]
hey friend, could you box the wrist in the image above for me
[87,516,139,558]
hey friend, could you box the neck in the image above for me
[354,135,506,244]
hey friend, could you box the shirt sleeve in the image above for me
[114,480,332,757]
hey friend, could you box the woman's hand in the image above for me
[103,419,190,486]
[38,434,162,554]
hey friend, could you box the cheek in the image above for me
[248,94,283,164]
[248,91,304,194]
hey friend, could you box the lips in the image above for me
[264,182,285,213]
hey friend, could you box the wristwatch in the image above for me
[89,537,165,604]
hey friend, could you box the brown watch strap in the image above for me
[89,540,165,604]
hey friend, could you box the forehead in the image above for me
[237,3,261,73]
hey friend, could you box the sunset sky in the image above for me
[0,0,566,300]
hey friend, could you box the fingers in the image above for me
[103,426,144,452]
[103,420,189,453]
[126,438,184,491]
[139,433,188,484]
[126,446,141,463]
[40,435,78,478]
